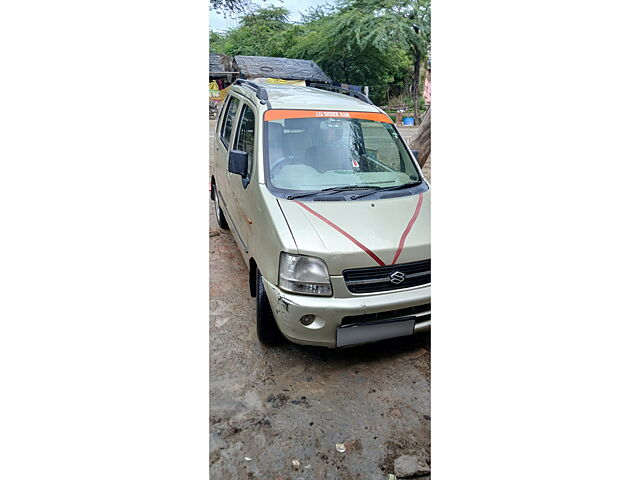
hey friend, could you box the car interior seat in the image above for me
[304,122,352,173]
[268,122,290,162]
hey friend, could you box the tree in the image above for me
[210,30,223,52]
[290,4,412,104]
[210,0,252,17]
[211,6,294,57]
[334,0,430,122]
[209,3,425,108]
[210,0,284,18]
[410,108,430,172]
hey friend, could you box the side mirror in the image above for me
[411,149,420,159]
[228,150,248,177]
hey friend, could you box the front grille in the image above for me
[342,303,431,326]
[343,259,431,293]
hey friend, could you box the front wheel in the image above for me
[255,269,285,346]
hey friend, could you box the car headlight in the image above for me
[278,253,333,296]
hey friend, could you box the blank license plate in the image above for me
[336,318,416,348]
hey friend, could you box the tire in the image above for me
[255,269,285,346]
[212,181,229,230]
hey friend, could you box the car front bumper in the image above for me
[262,278,431,348]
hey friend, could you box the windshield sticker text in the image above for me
[315,111,351,118]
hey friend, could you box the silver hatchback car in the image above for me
[211,80,430,348]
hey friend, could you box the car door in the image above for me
[214,94,241,225]
[227,101,257,255]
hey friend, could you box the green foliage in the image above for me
[336,0,430,55]
[209,0,253,17]
[211,6,296,57]
[240,6,289,27]
[295,3,416,103]
[209,0,430,106]
[209,30,224,52]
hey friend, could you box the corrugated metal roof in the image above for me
[209,53,233,75]
[233,55,332,83]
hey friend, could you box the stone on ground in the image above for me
[394,455,430,478]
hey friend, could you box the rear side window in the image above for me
[220,96,239,148]
[234,105,256,179]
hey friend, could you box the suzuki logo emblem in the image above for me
[389,271,406,285]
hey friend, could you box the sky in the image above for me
[210,0,334,32]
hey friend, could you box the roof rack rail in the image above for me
[308,82,375,106]
[234,79,269,103]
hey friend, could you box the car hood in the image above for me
[277,192,430,275]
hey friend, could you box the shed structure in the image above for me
[232,55,332,84]
[209,53,234,82]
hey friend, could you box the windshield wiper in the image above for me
[286,185,381,200]
[350,180,424,200]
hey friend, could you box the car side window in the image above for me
[220,96,240,148]
[233,104,256,181]
[216,97,229,136]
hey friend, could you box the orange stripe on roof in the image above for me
[264,109,392,123]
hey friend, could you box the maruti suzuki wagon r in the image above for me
[211,80,430,348]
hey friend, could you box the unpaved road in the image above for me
[210,120,430,479]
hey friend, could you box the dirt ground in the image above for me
[210,120,431,479]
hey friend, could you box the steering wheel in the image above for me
[270,155,305,178]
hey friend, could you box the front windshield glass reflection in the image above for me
[266,117,420,191]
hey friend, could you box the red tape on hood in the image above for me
[292,200,385,266]
[292,192,424,266]
[391,193,424,265]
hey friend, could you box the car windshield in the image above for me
[266,113,421,192]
